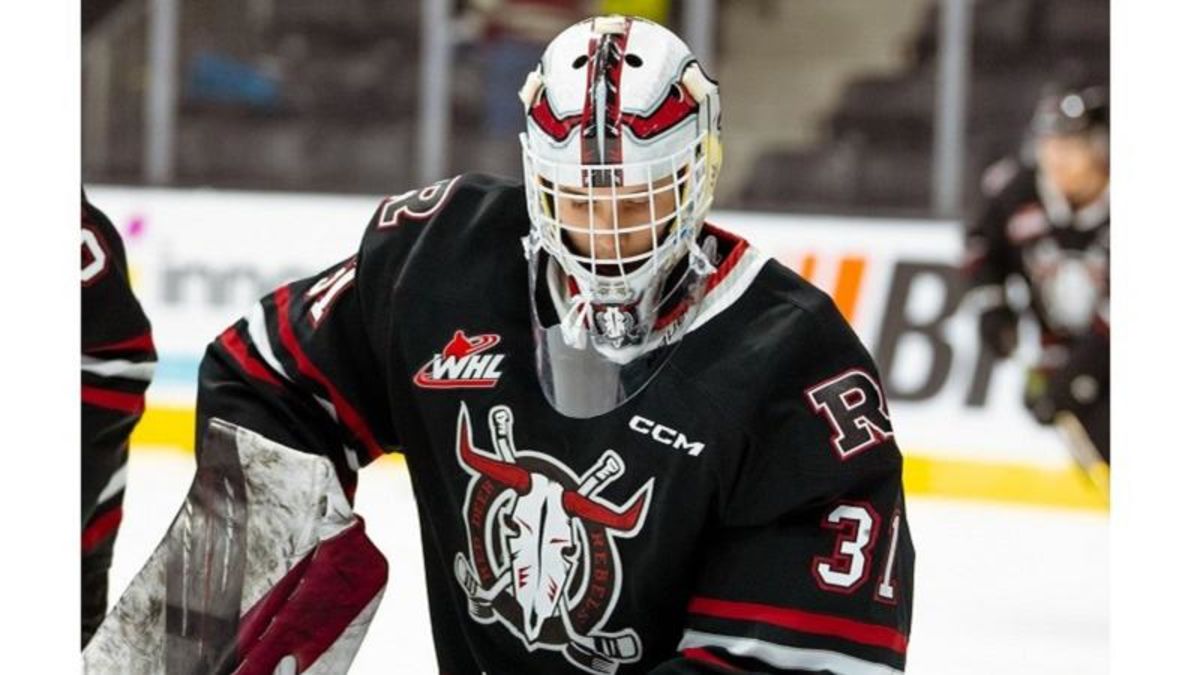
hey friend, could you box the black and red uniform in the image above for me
[964,158,1110,461]
[81,194,156,646]
[197,173,915,674]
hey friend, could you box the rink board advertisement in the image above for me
[87,185,1102,510]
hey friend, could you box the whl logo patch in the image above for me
[414,330,505,389]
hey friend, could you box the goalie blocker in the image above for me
[83,420,388,675]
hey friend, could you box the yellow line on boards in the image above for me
[131,406,1108,512]
[130,406,196,449]
[902,454,1106,511]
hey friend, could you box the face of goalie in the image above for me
[552,173,680,274]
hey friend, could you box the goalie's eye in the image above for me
[559,198,589,214]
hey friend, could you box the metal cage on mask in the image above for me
[522,135,716,304]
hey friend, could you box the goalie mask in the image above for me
[519,15,723,418]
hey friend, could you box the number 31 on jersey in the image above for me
[812,502,903,604]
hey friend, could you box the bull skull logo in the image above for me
[453,403,653,674]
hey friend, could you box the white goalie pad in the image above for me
[83,419,388,675]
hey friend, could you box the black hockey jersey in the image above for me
[964,158,1110,343]
[964,159,1110,461]
[197,174,915,674]
[81,194,156,645]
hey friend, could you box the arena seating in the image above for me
[738,0,1109,215]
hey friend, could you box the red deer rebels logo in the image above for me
[453,403,653,674]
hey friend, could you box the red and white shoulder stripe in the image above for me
[689,224,771,333]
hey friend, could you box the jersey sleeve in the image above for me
[81,195,157,536]
[81,194,157,642]
[194,177,464,500]
[653,296,914,674]
[196,201,401,500]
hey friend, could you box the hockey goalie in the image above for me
[89,15,913,674]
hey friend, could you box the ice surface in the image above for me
[110,450,1108,674]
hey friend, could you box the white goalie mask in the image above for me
[519,15,723,418]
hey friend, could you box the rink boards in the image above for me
[86,184,1107,511]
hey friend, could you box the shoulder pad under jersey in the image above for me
[356,173,527,311]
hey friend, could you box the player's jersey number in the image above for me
[305,260,357,328]
[812,502,902,604]
[377,176,460,228]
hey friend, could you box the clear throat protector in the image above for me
[525,232,716,419]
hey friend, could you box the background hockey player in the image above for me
[81,194,156,646]
[962,86,1110,483]
[91,16,914,674]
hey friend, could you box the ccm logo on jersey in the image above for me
[805,369,894,460]
[629,416,706,456]
[413,330,505,389]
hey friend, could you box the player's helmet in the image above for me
[519,16,723,417]
[1030,85,1109,159]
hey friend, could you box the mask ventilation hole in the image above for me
[625,53,643,67]
[572,55,588,69]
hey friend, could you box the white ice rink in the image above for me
[109,450,1108,674]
